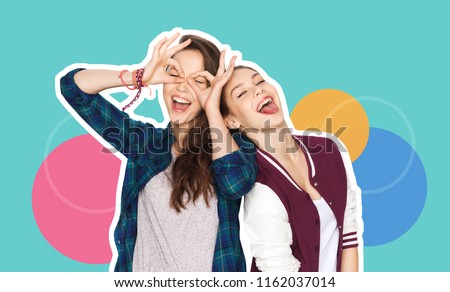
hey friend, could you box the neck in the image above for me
[245,121,300,161]
[171,120,194,155]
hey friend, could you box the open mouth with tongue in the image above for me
[257,96,279,115]
[172,96,192,113]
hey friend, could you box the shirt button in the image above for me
[338,225,342,229]
[315,219,319,226]
[117,240,121,244]
[329,201,333,205]
[313,182,318,187]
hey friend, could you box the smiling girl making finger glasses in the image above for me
[58,31,256,272]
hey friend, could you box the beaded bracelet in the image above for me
[119,70,136,90]
[121,69,151,111]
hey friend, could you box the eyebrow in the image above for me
[230,72,260,96]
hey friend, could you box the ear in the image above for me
[223,114,241,130]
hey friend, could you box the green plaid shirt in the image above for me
[59,69,256,272]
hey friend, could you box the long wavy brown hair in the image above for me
[170,35,220,212]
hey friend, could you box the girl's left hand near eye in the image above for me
[188,50,237,113]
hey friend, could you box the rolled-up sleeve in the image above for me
[59,68,154,160]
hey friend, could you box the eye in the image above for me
[256,79,265,85]
[167,67,179,77]
[195,77,207,84]
[237,90,247,98]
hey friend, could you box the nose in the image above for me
[254,85,264,98]
[175,78,189,92]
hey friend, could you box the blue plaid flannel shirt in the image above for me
[59,68,256,272]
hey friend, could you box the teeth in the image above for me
[258,98,272,112]
[173,97,191,104]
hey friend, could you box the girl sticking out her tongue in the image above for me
[215,65,363,272]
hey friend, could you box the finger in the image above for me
[227,56,237,72]
[166,58,185,78]
[153,36,168,53]
[166,38,192,57]
[221,56,237,83]
[186,77,201,95]
[160,32,180,54]
[191,70,215,82]
[164,76,184,84]
[217,50,226,75]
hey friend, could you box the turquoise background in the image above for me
[1,0,448,271]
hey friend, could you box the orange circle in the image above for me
[290,89,369,162]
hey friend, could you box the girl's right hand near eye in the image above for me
[141,32,191,85]
[188,51,241,160]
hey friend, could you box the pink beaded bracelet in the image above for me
[121,69,151,111]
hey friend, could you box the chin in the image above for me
[168,106,203,128]
[169,115,194,127]
[257,114,284,128]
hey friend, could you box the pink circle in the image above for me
[32,134,121,264]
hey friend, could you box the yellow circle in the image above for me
[290,89,369,162]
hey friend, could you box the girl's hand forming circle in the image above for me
[142,32,191,85]
[188,50,237,113]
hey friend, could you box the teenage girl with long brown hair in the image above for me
[58,31,255,272]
